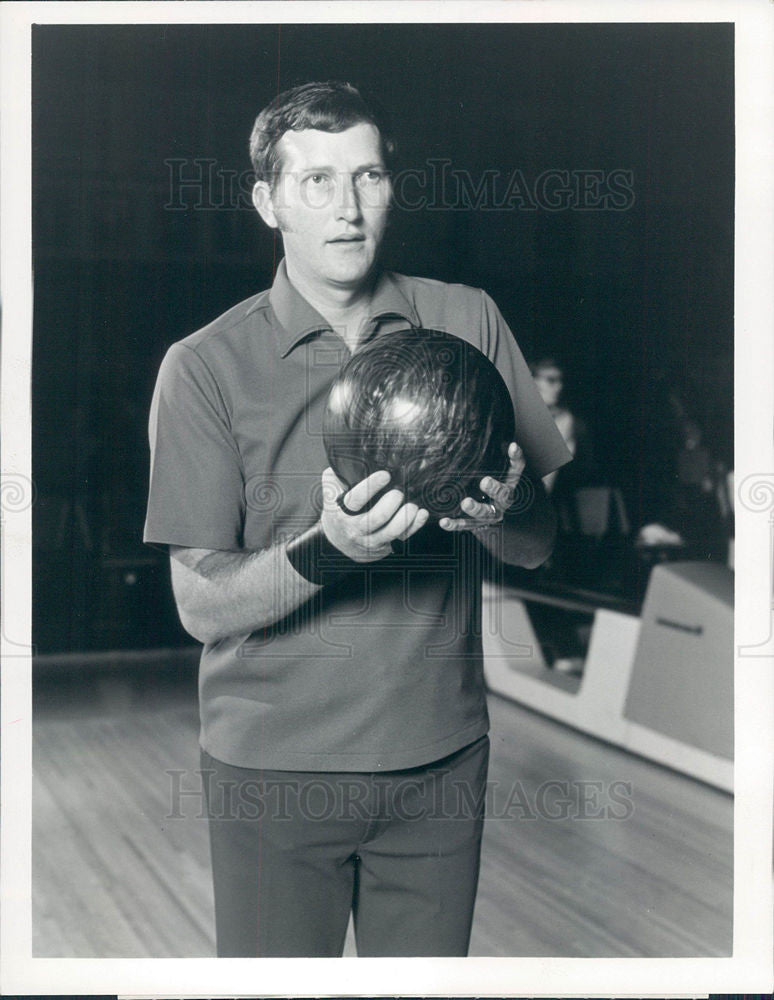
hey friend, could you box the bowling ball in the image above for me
[322,328,516,518]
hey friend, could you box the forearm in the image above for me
[475,476,557,568]
[169,471,427,646]
[170,540,320,645]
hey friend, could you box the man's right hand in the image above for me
[320,468,429,562]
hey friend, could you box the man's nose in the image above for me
[335,175,362,221]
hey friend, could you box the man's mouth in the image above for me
[328,234,366,244]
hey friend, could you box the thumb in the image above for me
[507,442,526,479]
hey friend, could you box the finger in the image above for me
[498,453,524,491]
[336,468,392,513]
[479,475,513,508]
[439,513,493,532]
[506,442,526,480]
[438,516,472,531]
[377,503,429,544]
[439,495,500,532]
[402,506,430,539]
[367,501,418,544]
[460,495,499,520]
[360,488,406,532]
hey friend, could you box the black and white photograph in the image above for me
[1,1,772,996]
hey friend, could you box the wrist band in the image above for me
[285,522,359,586]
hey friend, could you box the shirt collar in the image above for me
[266,258,420,358]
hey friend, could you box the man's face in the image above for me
[534,366,563,408]
[254,122,392,294]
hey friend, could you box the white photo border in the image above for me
[1,0,772,995]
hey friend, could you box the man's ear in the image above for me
[252,180,279,229]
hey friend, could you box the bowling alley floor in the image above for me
[31,651,733,957]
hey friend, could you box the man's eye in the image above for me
[306,174,329,186]
[357,171,384,186]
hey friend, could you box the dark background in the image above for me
[31,22,734,653]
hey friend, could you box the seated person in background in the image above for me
[637,415,731,563]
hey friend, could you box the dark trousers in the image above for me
[201,734,489,957]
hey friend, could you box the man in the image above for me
[531,356,595,494]
[145,81,571,958]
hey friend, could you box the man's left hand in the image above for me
[439,441,525,532]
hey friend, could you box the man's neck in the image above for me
[286,262,377,351]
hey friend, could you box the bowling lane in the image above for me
[471,694,732,956]
[31,652,732,957]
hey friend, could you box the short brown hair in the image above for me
[249,81,397,184]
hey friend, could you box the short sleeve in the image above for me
[144,342,245,550]
[480,291,573,479]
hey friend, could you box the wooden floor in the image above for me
[31,654,733,957]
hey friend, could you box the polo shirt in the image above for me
[144,260,571,771]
